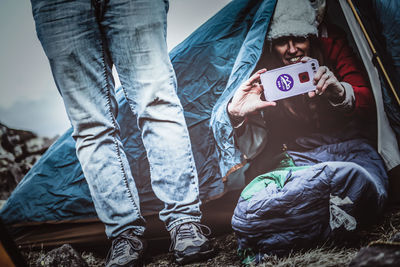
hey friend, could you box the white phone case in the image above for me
[260,59,319,102]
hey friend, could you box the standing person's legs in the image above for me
[31,0,145,238]
[101,0,214,263]
[102,0,202,233]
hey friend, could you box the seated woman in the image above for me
[228,3,374,165]
[228,0,388,263]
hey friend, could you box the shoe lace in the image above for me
[169,222,211,252]
[106,232,143,263]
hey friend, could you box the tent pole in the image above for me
[347,0,400,106]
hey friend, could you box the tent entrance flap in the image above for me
[339,0,400,170]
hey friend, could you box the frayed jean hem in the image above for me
[110,225,146,239]
[166,216,201,232]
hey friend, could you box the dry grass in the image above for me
[258,247,358,267]
[21,249,105,267]
[22,250,46,267]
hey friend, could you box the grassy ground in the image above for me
[21,204,400,266]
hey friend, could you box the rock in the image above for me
[0,122,57,200]
[349,245,400,266]
[36,244,88,267]
[0,158,22,199]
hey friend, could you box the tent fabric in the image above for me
[210,0,277,177]
[231,138,388,262]
[0,0,277,226]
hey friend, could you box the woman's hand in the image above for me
[301,57,345,102]
[227,69,276,121]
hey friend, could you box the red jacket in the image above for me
[320,24,375,117]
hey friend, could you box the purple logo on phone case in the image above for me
[276,74,294,91]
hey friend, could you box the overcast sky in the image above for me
[0,0,231,137]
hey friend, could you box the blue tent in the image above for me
[1,0,399,251]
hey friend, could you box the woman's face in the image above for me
[272,36,310,65]
[271,36,313,122]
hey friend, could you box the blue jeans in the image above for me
[31,0,202,238]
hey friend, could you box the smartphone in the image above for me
[260,59,319,102]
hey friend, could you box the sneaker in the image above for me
[169,222,214,264]
[105,230,146,267]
